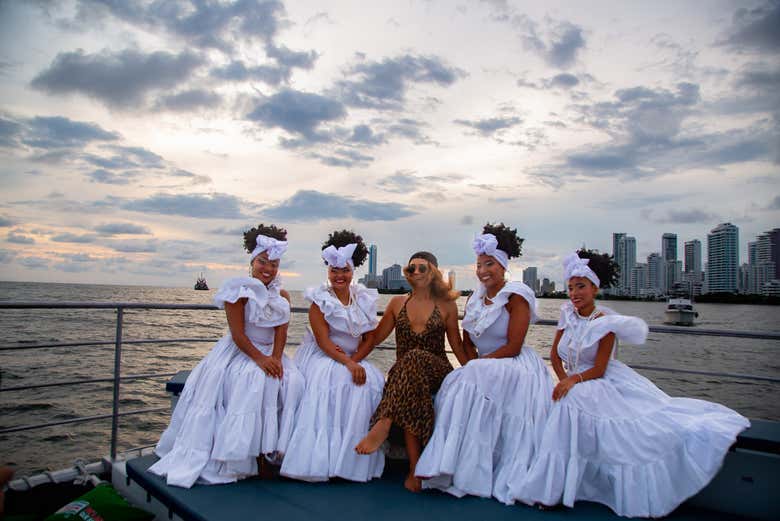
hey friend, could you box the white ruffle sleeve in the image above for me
[303,283,378,335]
[214,277,290,327]
[558,301,648,346]
[462,281,538,338]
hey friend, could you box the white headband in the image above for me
[322,243,357,269]
[251,234,287,262]
[472,233,509,270]
[563,252,600,287]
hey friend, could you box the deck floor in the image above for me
[126,455,748,521]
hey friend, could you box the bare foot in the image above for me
[355,418,391,454]
[404,472,422,493]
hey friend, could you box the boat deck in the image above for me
[126,455,752,521]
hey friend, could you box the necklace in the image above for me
[564,306,600,374]
[329,287,361,338]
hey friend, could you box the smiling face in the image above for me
[328,264,353,290]
[404,259,432,288]
[476,253,505,292]
[567,276,599,312]
[251,251,279,286]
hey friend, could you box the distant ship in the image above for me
[194,273,209,290]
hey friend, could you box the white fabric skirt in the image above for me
[509,360,750,517]
[416,347,553,503]
[149,334,304,488]
[280,333,385,482]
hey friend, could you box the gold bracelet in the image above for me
[577,374,584,383]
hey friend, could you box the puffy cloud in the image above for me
[262,190,416,222]
[73,0,287,52]
[31,49,204,108]
[719,1,780,53]
[306,148,373,169]
[335,54,465,110]
[6,231,35,244]
[94,222,151,235]
[23,116,119,149]
[109,239,158,253]
[0,215,15,227]
[651,209,720,224]
[19,256,48,269]
[86,168,139,185]
[121,193,246,218]
[154,89,222,112]
[515,17,586,68]
[51,232,100,243]
[247,89,346,143]
[453,116,522,137]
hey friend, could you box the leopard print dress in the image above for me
[370,295,453,445]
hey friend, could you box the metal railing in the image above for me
[1,301,779,460]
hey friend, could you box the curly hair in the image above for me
[405,251,459,301]
[321,229,369,267]
[576,248,619,289]
[243,224,288,254]
[482,222,523,258]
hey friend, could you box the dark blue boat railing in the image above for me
[1,301,779,462]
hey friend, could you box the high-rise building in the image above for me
[613,234,636,295]
[647,253,665,294]
[662,233,678,292]
[368,244,378,276]
[707,223,739,293]
[662,233,677,262]
[541,278,554,295]
[630,263,648,297]
[382,263,409,290]
[447,270,456,290]
[684,239,702,274]
[523,267,539,295]
[747,228,780,295]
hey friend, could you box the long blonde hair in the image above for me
[404,251,459,301]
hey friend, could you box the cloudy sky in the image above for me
[0,0,777,290]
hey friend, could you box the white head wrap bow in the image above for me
[322,243,357,269]
[251,234,288,262]
[562,252,600,287]
[472,233,509,270]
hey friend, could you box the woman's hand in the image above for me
[256,354,283,379]
[346,361,366,386]
[552,375,580,401]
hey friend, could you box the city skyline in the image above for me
[0,1,778,290]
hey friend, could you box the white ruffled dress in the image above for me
[280,283,385,482]
[416,281,554,504]
[510,302,750,517]
[149,277,305,488]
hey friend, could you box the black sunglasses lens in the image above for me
[406,264,427,274]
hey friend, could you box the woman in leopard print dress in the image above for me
[355,251,468,492]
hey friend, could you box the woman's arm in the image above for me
[462,330,479,362]
[550,329,566,381]
[351,329,376,363]
[225,299,282,378]
[553,330,615,401]
[442,300,468,366]
[310,304,366,385]
[481,294,530,359]
[367,297,400,346]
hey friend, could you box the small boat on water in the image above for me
[665,297,698,326]
[193,274,209,291]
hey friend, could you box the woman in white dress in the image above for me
[415,223,553,504]
[281,230,385,482]
[510,252,750,517]
[149,224,305,488]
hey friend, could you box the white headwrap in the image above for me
[251,234,288,262]
[562,252,600,287]
[322,243,357,269]
[472,233,509,270]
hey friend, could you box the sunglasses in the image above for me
[404,263,429,274]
